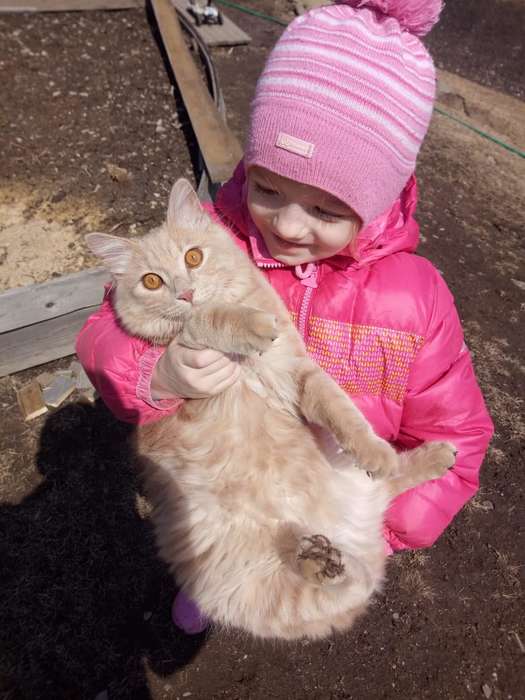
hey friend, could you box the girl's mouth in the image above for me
[272,233,308,250]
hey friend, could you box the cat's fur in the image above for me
[87,179,455,640]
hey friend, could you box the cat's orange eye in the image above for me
[185,247,203,268]
[142,273,163,290]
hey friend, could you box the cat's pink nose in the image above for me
[177,288,194,303]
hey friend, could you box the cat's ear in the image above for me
[167,178,208,231]
[85,233,135,275]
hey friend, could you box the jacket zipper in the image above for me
[256,260,317,343]
[298,285,314,341]
[257,262,284,270]
[295,264,318,342]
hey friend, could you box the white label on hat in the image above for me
[276,132,315,158]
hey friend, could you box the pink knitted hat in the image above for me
[245,0,442,226]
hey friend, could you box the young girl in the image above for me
[77,0,493,633]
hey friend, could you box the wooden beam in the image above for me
[0,0,143,10]
[151,0,242,184]
[0,308,98,377]
[0,267,108,332]
[0,267,109,377]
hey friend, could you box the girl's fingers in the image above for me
[179,347,225,369]
[205,360,239,388]
[209,364,242,395]
[200,354,233,376]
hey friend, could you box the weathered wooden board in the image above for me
[0,267,108,377]
[151,0,242,184]
[0,0,142,10]
[0,267,108,333]
[16,381,48,420]
[171,0,250,46]
[0,307,101,377]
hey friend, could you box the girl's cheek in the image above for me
[331,222,357,249]
[250,202,274,221]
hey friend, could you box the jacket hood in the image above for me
[214,161,420,270]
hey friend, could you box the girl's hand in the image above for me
[150,340,241,400]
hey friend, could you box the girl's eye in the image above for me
[142,273,163,290]
[185,247,204,268]
[313,207,341,222]
[255,182,278,196]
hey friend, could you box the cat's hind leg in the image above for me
[386,441,457,498]
[295,359,399,478]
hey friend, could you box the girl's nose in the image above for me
[272,204,309,241]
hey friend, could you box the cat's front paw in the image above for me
[238,310,279,355]
[351,437,399,480]
[408,441,457,481]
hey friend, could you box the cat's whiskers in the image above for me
[161,304,185,320]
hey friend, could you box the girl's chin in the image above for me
[273,250,313,265]
[275,255,314,265]
[268,242,314,264]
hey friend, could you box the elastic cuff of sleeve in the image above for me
[137,346,184,411]
[383,525,400,555]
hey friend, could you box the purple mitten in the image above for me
[172,590,209,634]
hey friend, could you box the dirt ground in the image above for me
[0,1,524,699]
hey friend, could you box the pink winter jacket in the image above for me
[76,163,494,553]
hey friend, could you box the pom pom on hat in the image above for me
[339,0,443,36]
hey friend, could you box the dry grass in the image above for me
[399,569,436,603]
[491,549,522,599]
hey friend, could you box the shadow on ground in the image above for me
[0,401,204,700]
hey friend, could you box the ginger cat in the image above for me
[86,179,455,639]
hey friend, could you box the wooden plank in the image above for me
[171,0,250,46]
[0,306,101,377]
[0,267,108,377]
[0,267,109,333]
[43,375,77,407]
[16,381,48,420]
[151,0,242,184]
[0,0,142,10]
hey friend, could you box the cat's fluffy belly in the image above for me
[142,396,388,639]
